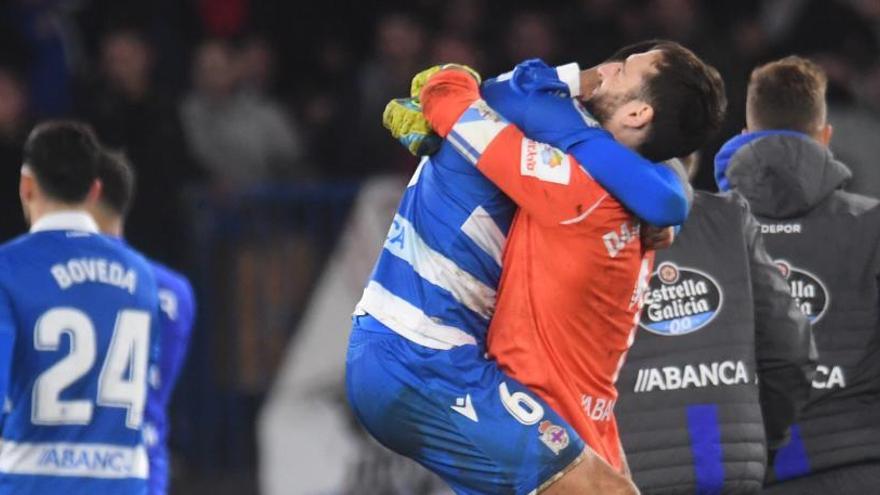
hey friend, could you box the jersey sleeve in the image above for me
[446,100,609,226]
[481,60,690,227]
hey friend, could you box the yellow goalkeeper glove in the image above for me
[383,97,442,156]
[383,64,481,156]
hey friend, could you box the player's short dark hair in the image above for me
[747,56,827,134]
[97,150,136,217]
[23,121,102,203]
[608,40,727,162]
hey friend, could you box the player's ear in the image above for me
[818,123,833,147]
[85,179,103,205]
[19,166,35,204]
[621,100,653,130]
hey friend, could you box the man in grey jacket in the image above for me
[715,56,880,494]
[616,153,816,494]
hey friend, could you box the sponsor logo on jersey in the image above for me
[36,445,137,475]
[775,260,829,323]
[520,139,571,185]
[451,394,479,422]
[632,360,751,393]
[580,395,616,422]
[538,420,570,455]
[603,220,640,258]
[639,262,723,335]
[812,364,846,389]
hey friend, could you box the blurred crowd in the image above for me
[0,0,878,263]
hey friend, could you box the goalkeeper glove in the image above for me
[383,64,482,157]
[383,97,442,156]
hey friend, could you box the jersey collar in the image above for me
[29,210,100,234]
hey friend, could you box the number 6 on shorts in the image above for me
[499,382,545,425]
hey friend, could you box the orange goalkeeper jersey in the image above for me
[488,192,653,472]
[421,69,655,471]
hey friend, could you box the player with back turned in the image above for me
[715,56,880,495]
[86,150,196,495]
[0,121,160,494]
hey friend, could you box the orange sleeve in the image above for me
[421,68,608,226]
[473,125,609,226]
[421,69,481,137]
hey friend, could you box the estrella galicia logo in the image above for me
[639,262,723,336]
[775,260,829,323]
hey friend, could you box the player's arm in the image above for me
[421,69,609,226]
[0,283,15,410]
[162,279,196,402]
[481,60,690,226]
[740,194,816,451]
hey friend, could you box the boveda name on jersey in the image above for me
[640,262,723,336]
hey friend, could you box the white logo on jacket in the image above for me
[632,360,751,393]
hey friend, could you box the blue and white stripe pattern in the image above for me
[356,63,582,350]
[355,142,516,349]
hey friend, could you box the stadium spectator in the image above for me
[3,0,82,117]
[499,11,559,74]
[299,36,360,179]
[715,56,880,494]
[77,27,197,266]
[0,68,29,241]
[616,157,815,494]
[350,13,427,177]
[180,39,306,188]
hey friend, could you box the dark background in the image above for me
[0,0,877,493]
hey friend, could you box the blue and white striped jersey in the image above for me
[0,211,160,495]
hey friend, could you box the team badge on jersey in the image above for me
[538,420,570,455]
[775,260,829,323]
[640,262,723,336]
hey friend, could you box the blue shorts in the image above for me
[345,315,585,494]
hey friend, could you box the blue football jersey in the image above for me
[143,260,195,495]
[0,212,160,495]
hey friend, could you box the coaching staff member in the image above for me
[715,56,880,494]
[616,151,815,493]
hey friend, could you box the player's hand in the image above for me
[410,64,481,99]
[509,59,571,96]
[642,225,675,250]
[382,97,442,156]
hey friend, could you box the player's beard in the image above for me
[583,90,637,127]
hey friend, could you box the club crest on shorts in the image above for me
[538,420,570,455]
[639,262,723,336]
[775,260,829,323]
